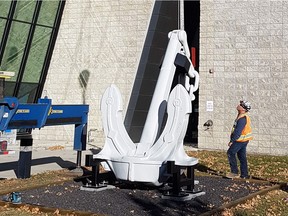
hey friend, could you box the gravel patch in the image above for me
[19,176,271,216]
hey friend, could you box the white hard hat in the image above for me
[240,100,251,111]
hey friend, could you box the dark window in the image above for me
[1,21,30,77]
[13,1,36,22]
[0,0,65,103]
[0,2,11,18]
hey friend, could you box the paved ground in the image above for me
[0,148,92,179]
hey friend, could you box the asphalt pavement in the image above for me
[21,175,271,215]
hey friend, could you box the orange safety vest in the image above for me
[232,114,253,142]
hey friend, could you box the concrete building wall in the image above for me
[31,0,154,149]
[198,0,288,155]
[28,0,288,156]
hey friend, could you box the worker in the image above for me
[226,100,252,179]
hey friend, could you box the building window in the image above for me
[0,0,65,103]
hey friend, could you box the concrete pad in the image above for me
[0,149,93,179]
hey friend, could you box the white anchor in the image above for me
[94,30,199,185]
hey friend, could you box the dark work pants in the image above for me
[227,141,249,178]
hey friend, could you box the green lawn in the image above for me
[188,150,288,216]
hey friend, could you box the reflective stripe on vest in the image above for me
[231,114,253,142]
[236,114,253,142]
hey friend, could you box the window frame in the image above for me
[0,0,66,103]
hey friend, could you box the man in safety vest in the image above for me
[226,100,252,179]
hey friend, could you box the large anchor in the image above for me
[83,30,204,200]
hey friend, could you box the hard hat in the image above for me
[240,100,251,112]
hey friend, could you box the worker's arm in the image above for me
[230,117,247,143]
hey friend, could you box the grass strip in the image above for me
[0,200,104,216]
[199,182,287,216]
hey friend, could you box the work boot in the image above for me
[226,172,240,179]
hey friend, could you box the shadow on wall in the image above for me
[78,69,90,104]
[124,0,179,142]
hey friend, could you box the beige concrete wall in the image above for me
[198,0,288,155]
[31,0,154,149]
[29,0,288,156]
